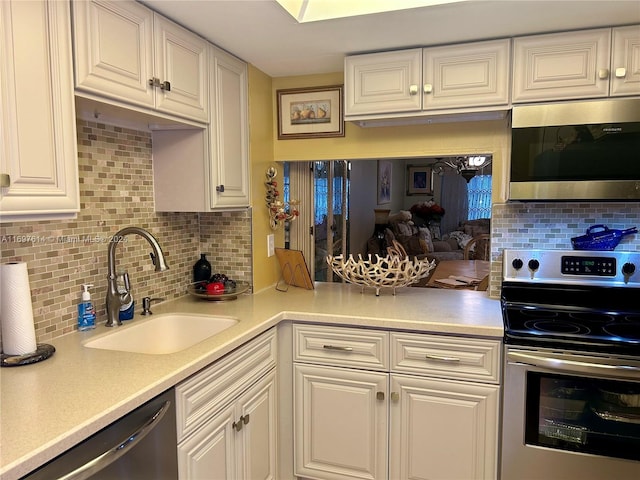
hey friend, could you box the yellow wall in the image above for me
[271,72,511,203]
[250,69,513,290]
[249,65,283,292]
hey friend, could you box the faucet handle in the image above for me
[141,297,165,315]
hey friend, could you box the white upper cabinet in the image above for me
[423,39,511,110]
[72,0,208,123]
[513,26,640,102]
[0,0,79,222]
[611,25,640,97]
[152,46,249,212]
[345,48,423,116]
[208,46,250,209]
[344,39,511,120]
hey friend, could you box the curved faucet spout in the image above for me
[106,227,169,327]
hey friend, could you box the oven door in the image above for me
[501,347,640,480]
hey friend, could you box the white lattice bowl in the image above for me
[326,253,435,296]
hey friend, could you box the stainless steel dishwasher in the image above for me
[22,388,178,480]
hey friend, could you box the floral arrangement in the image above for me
[410,201,445,221]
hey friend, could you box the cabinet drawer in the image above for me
[391,332,500,384]
[294,324,389,370]
[176,328,277,441]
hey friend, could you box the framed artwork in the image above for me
[406,165,433,195]
[277,85,345,139]
[377,160,392,204]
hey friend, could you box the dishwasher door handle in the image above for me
[56,400,171,480]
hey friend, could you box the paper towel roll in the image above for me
[1,262,37,355]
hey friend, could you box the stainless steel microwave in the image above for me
[509,98,640,201]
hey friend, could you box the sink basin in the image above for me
[83,313,238,354]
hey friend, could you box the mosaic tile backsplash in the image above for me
[0,120,252,342]
[488,201,640,296]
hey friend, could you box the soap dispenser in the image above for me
[78,284,96,331]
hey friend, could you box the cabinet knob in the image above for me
[0,174,10,187]
[233,415,249,432]
[216,185,225,193]
[376,391,385,401]
[598,68,610,80]
[423,84,433,94]
[390,392,400,402]
[615,67,627,78]
[160,80,171,91]
[148,77,160,87]
[409,84,419,95]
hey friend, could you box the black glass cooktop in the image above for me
[502,282,640,355]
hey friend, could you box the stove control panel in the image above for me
[503,249,640,286]
[561,256,616,276]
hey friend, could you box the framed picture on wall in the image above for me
[377,160,392,204]
[406,165,433,195]
[276,85,345,139]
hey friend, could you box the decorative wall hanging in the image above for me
[377,160,392,204]
[406,165,433,195]
[266,166,299,229]
[277,85,345,139]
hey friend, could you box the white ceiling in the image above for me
[142,0,640,78]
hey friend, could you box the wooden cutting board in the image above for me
[275,248,314,290]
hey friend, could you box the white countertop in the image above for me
[0,283,502,480]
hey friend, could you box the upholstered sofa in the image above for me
[366,212,490,264]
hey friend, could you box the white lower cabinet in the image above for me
[178,370,277,480]
[389,374,499,480]
[176,328,278,480]
[294,364,388,480]
[293,324,501,480]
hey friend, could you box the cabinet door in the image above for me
[237,370,277,480]
[610,25,640,97]
[72,0,155,107]
[345,49,422,116]
[423,39,511,110]
[153,14,208,122]
[512,28,611,102]
[0,0,79,221]
[209,46,250,208]
[178,402,237,480]
[389,374,500,480]
[294,364,388,480]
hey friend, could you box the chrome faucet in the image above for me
[105,227,169,327]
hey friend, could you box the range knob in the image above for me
[622,262,636,276]
[511,258,524,270]
[528,259,540,271]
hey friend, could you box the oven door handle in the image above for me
[508,352,640,380]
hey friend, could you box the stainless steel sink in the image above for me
[83,313,238,354]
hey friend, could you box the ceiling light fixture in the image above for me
[276,0,468,23]
[432,155,492,182]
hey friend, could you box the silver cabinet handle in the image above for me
[323,344,353,352]
[56,400,171,480]
[425,353,461,363]
[0,174,9,187]
[216,185,225,192]
[233,414,250,432]
[376,391,385,401]
[423,84,433,94]
[159,80,171,91]
[409,84,419,95]
[390,392,400,402]
[598,68,610,80]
